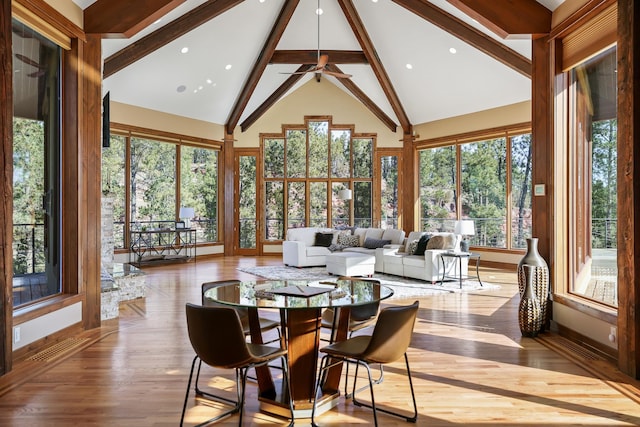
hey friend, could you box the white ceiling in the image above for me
[73,0,565,129]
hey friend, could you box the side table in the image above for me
[439,252,483,289]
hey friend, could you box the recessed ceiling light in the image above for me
[449,47,457,54]
[181,47,189,54]
[176,85,186,93]
[198,86,203,90]
[225,64,232,70]
[316,8,323,15]
[193,89,198,93]
[372,0,378,2]
[259,0,266,2]
[206,79,213,84]
[405,64,413,70]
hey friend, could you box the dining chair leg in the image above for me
[344,361,384,399]
[351,353,418,423]
[194,358,239,406]
[180,356,198,427]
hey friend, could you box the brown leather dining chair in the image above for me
[180,303,294,427]
[201,280,281,339]
[311,300,420,427]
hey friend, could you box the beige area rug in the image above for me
[237,265,499,300]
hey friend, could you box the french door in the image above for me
[235,149,261,255]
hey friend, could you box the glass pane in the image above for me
[354,181,372,228]
[308,121,329,178]
[352,138,373,178]
[12,19,61,307]
[570,46,617,306]
[419,146,457,232]
[130,137,176,230]
[239,156,257,249]
[102,134,127,248]
[380,155,399,229]
[286,130,306,178]
[265,181,284,240]
[309,182,327,227]
[288,182,306,229]
[331,130,351,178]
[264,138,284,178]
[332,182,350,228]
[180,146,218,243]
[511,134,533,249]
[461,138,507,248]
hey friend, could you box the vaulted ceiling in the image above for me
[73,0,564,135]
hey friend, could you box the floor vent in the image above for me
[27,338,89,363]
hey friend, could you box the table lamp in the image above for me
[338,189,352,200]
[455,219,475,252]
[179,207,195,228]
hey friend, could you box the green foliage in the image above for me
[180,146,219,242]
[309,121,329,178]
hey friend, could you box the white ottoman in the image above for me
[326,252,376,277]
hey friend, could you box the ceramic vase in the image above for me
[517,237,550,332]
[518,265,542,337]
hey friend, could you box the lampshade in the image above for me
[455,219,475,236]
[338,189,352,200]
[179,207,195,218]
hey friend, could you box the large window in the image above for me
[101,129,221,249]
[12,19,61,307]
[262,118,374,240]
[568,46,617,307]
[418,130,532,250]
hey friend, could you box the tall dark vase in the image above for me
[518,265,542,337]
[517,238,550,332]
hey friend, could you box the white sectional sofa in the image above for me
[282,227,405,270]
[282,227,468,283]
[381,231,468,283]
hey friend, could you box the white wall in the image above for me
[13,303,82,350]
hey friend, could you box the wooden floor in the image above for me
[1,256,640,426]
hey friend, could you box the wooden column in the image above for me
[0,0,14,374]
[223,133,234,255]
[617,0,640,379]
[531,36,553,264]
[79,34,103,330]
[402,132,416,232]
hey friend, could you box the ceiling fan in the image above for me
[281,0,352,79]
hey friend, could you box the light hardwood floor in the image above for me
[1,256,639,426]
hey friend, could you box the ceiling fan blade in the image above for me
[323,69,352,79]
[15,53,41,68]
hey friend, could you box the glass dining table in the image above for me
[203,277,394,419]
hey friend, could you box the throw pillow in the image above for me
[328,243,344,252]
[314,232,333,247]
[441,233,456,249]
[426,235,445,250]
[413,234,431,256]
[337,233,360,247]
[406,239,419,255]
[363,237,392,249]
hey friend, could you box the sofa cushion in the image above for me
[314,232,333,247]
[403,255,427,267]
[338,233,360,247]
[363,237,392,249]
[427,233,456,250]
[414,234,431,256]
[404,231,427,253]
[363,228,384,243]
[306,246,331,256]
[407,240,419,255]
[381,228,405,245]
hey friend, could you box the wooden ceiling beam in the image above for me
[393,0,531,78]
[326,64,397,132]
[270,50,368,64]
[103,0,244,78]
[336,0,411,134]
[446,0,551,38]
[240,65,308,132]
[84,0,185,38]
[225,0,300,135]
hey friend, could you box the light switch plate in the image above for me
[534,184,545,196]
